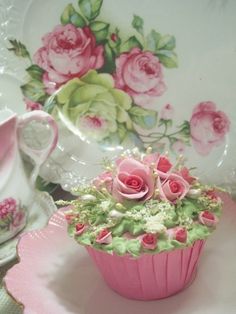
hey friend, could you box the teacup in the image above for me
[0,108,58,244]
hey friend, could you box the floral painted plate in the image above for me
[1,0,236,193]
[4,193,236,314]
[0,190,56,266]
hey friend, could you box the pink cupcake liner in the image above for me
[87,240,205,300]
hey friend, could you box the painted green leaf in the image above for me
[178,120,190,137]
[132,15,144,35]
[21,80,47,103]
[120,36,142,53]
[26,65,44,80]
[61,4,75,24]
[117,123,127,141]
[158,118,172,128]
[90,21,109,42]
[70,12,87,27]
[129,105,157,129]
[122,131,145,150]
[78,0,103,20]
[61,4,86,27]
[157,35,176,50]
[35,176,58,193]
[156,50,178,68]
[8,39,30,59]
[101,42,116,73]
[146,30,161,52]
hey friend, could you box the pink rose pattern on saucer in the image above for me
[0,197,25,232]
[8,0,230,155]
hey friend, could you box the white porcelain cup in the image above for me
[0,108,58,244]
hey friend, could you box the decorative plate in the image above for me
[0,190,56,266]
[4,193,236,314]
[1,0,236,194]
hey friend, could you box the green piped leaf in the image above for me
[79,0,103,20]
[132,15,144,35]
[126,239,141,257]
[77,232,91,245]
[112,237,127,255]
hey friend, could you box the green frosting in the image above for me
[62,182,222,258]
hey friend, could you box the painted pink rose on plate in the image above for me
[112,158,155,202]
[34,24,104,94]
[24,98,43,111]
[114,47,166,107]
[190,101,230,155]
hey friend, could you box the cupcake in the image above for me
[62,148,222,300]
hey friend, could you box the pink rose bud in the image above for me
[167,227,187,243]
[160,104,174,120]
[175,228,187,243]
[65,214,75,223]
[141,233,157,250]
[96,229,112,244]
[179,167,196,184]
[110,33,118,42]
[205,189,218,201]
[157,156,172,173]
[199,211,218,227]
[75,223,86,235]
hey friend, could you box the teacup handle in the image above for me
[17,110,58,186]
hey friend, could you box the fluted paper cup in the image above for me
[87,240,205,300]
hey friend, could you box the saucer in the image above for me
[4,193,236,314]
[0,190,56,266]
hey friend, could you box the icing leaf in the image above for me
[112,237,127,255]
[126,239,141,257]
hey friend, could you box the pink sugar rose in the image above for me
[75,223,86,235]
[96,229,112,244]
[157,173,189,203]
[141,233,157,250]
[199,211,218,227]
[179,167,196,184]
[190,101,230,155]
[93,171,113,193]
[112,158,155,202]
[113,48,166,107]
[34,24,104,94]
[167,227,188,243]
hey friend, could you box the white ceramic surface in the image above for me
[4,193,236,314]
[0,190,57,266]
[1,0,236,194]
